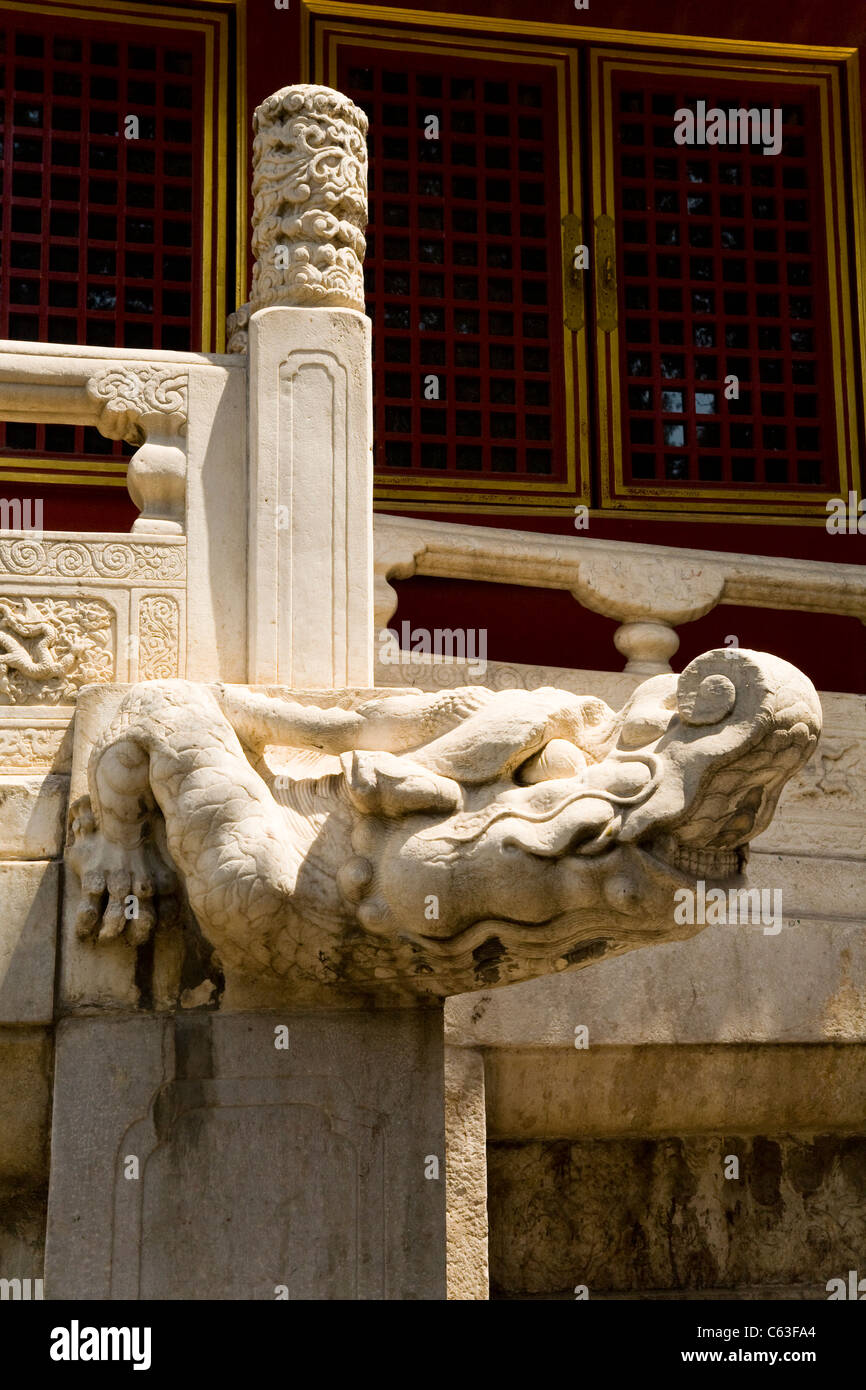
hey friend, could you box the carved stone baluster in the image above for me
[86,367,188,535]
[613,619,681,675]
[373,532,426,632]
[575,554,726,675]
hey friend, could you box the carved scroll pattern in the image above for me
[138,596,180,680]
[0,539,185,583]
[86,366,188,444]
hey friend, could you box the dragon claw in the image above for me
[66,795,179,947]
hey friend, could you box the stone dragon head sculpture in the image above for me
[65,648,821,1004]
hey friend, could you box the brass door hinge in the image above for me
[595,213,617,333]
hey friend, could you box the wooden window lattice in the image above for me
[341,53,566,483]
[0,18,202,465]
[613,77,831,491]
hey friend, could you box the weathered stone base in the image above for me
[444,1045,488,1299]
[45,1008,446,1300]
[488,1132,866,1299]
[0,1027,52,1284]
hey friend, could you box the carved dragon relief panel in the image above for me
[0,538,186,711]
[790,737,861,800]
[754,731,866,857]
[0,596,114,704]
[0,590,183,704]
[0,722,72,772]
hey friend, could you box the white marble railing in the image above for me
[0,342,248,683]
[4,342,864,681]
[0,341,243,535]
[374,512,866,673]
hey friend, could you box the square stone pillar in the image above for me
[46,1009,446,1300]
[248,307,373,689]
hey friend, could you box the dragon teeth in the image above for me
[655,834,739,879]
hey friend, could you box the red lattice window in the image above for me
[612,76,832,492]
[340,51,566,483]
[0,15,204,468]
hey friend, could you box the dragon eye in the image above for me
[618,711,672,750]
[678,673,737,727]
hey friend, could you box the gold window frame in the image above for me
[0,0,247,489]
[590,46,864,521]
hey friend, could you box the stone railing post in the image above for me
[46,86,446,1304]
[246,85,373,688]
[86,366,188,535]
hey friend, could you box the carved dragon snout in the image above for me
[618,647,823,865]
[330,649,820,989]
[65,649,820,1002]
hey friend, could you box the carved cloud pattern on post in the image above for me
[250,84,369,314]
[86,366,188,445]
[137,596,180,680]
